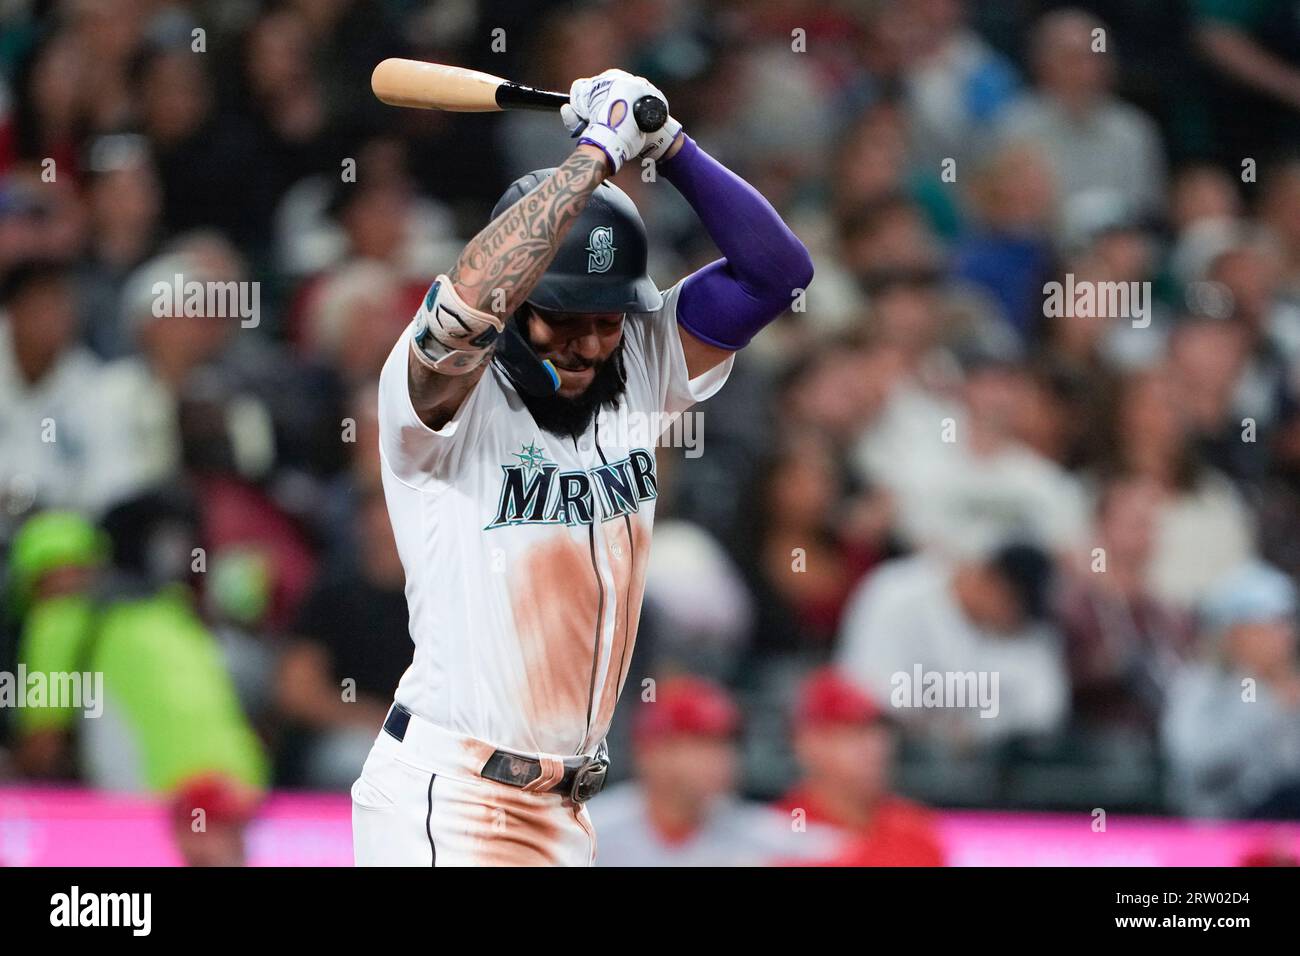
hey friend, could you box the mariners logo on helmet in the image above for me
[586,226,616,274]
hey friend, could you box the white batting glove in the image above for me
[642,114,683,162]
[561,69,664,173]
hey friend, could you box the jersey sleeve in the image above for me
[624,280,736,418]
[376,326,492,489]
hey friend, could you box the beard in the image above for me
[517,320,628,440]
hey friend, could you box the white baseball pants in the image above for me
[351,715,597,867]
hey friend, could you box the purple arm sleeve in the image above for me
[660,135,813,350]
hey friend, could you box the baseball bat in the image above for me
[370,58,668,133]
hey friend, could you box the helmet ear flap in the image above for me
[493,307,561,397]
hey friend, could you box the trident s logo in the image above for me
[586,226,616,274]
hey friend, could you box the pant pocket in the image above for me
[351,747,404,811]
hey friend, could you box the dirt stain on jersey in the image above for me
[511,531,604,751]
[511,517,652,755]
[589,515,649,743]
[459,736,497,776]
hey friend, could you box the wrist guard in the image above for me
[410,276,504,375]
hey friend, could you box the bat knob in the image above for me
[633,95,668,133]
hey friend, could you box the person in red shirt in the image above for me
[775,667,946,866]
[594,676,832,865]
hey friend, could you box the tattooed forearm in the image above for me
[402,145,609,429]
[448,146,608,316]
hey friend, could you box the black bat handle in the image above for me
[494,82,667,133]
[494,83,570,111]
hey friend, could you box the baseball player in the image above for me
[352,68,812,865]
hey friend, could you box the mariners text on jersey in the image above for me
[487,444,658,529]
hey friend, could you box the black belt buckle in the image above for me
[570,743,610,804]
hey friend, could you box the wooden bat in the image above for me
[371,58,668,132]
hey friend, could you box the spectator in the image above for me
[998,9,1166,221]
[897,0,1020,172]
[1256,405,1300,585]
[75,134,164,359]
[316,383,383,564]
[837,542,1069,751]
[1092,367,1257,609]
[240,7,343,206]
[839,193,945,288]
[277,487,411,789]
[1162,561,1300,818]
[1060,478,1193,734]
[593,677,834,865]
[1202,231,1300,433]
[299,260,410,387]
[856,352,1089,560]
[133,43,269,248]
[1052,194,1168,372]
[1170,163,1241,236]
[1259,160,1300,300]
[774,668,945,866]
[8,31,87,178]
[951,141,1058,339]
[0,260,122,517]
[7,509,268,794]
[1166,313,1265,484]
[169,773,260,867]
[641,520,754,681]
[0,169,86,272]
[732,433,883,654]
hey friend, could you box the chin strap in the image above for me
[491,310,561,397]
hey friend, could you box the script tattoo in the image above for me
[406,147,608,427]
[449,149,608,316]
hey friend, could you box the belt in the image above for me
[383,703,610,804]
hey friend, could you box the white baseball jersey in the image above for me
[377,279,733,760]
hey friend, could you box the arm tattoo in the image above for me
[448,148,607,316]
[404,147,607,428]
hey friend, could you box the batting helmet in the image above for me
[491,170,663,314]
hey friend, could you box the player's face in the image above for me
[524,307,625,398]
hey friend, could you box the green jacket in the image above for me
[17,586,268,793]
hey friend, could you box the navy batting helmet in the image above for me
[491,170,663,314]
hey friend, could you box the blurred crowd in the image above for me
[2,0,1300,865]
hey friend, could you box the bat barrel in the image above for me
[370,59,669,133]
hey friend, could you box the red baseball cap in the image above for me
[634,676,741,745]
[170,773,260,829]
[797,668,888,728]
